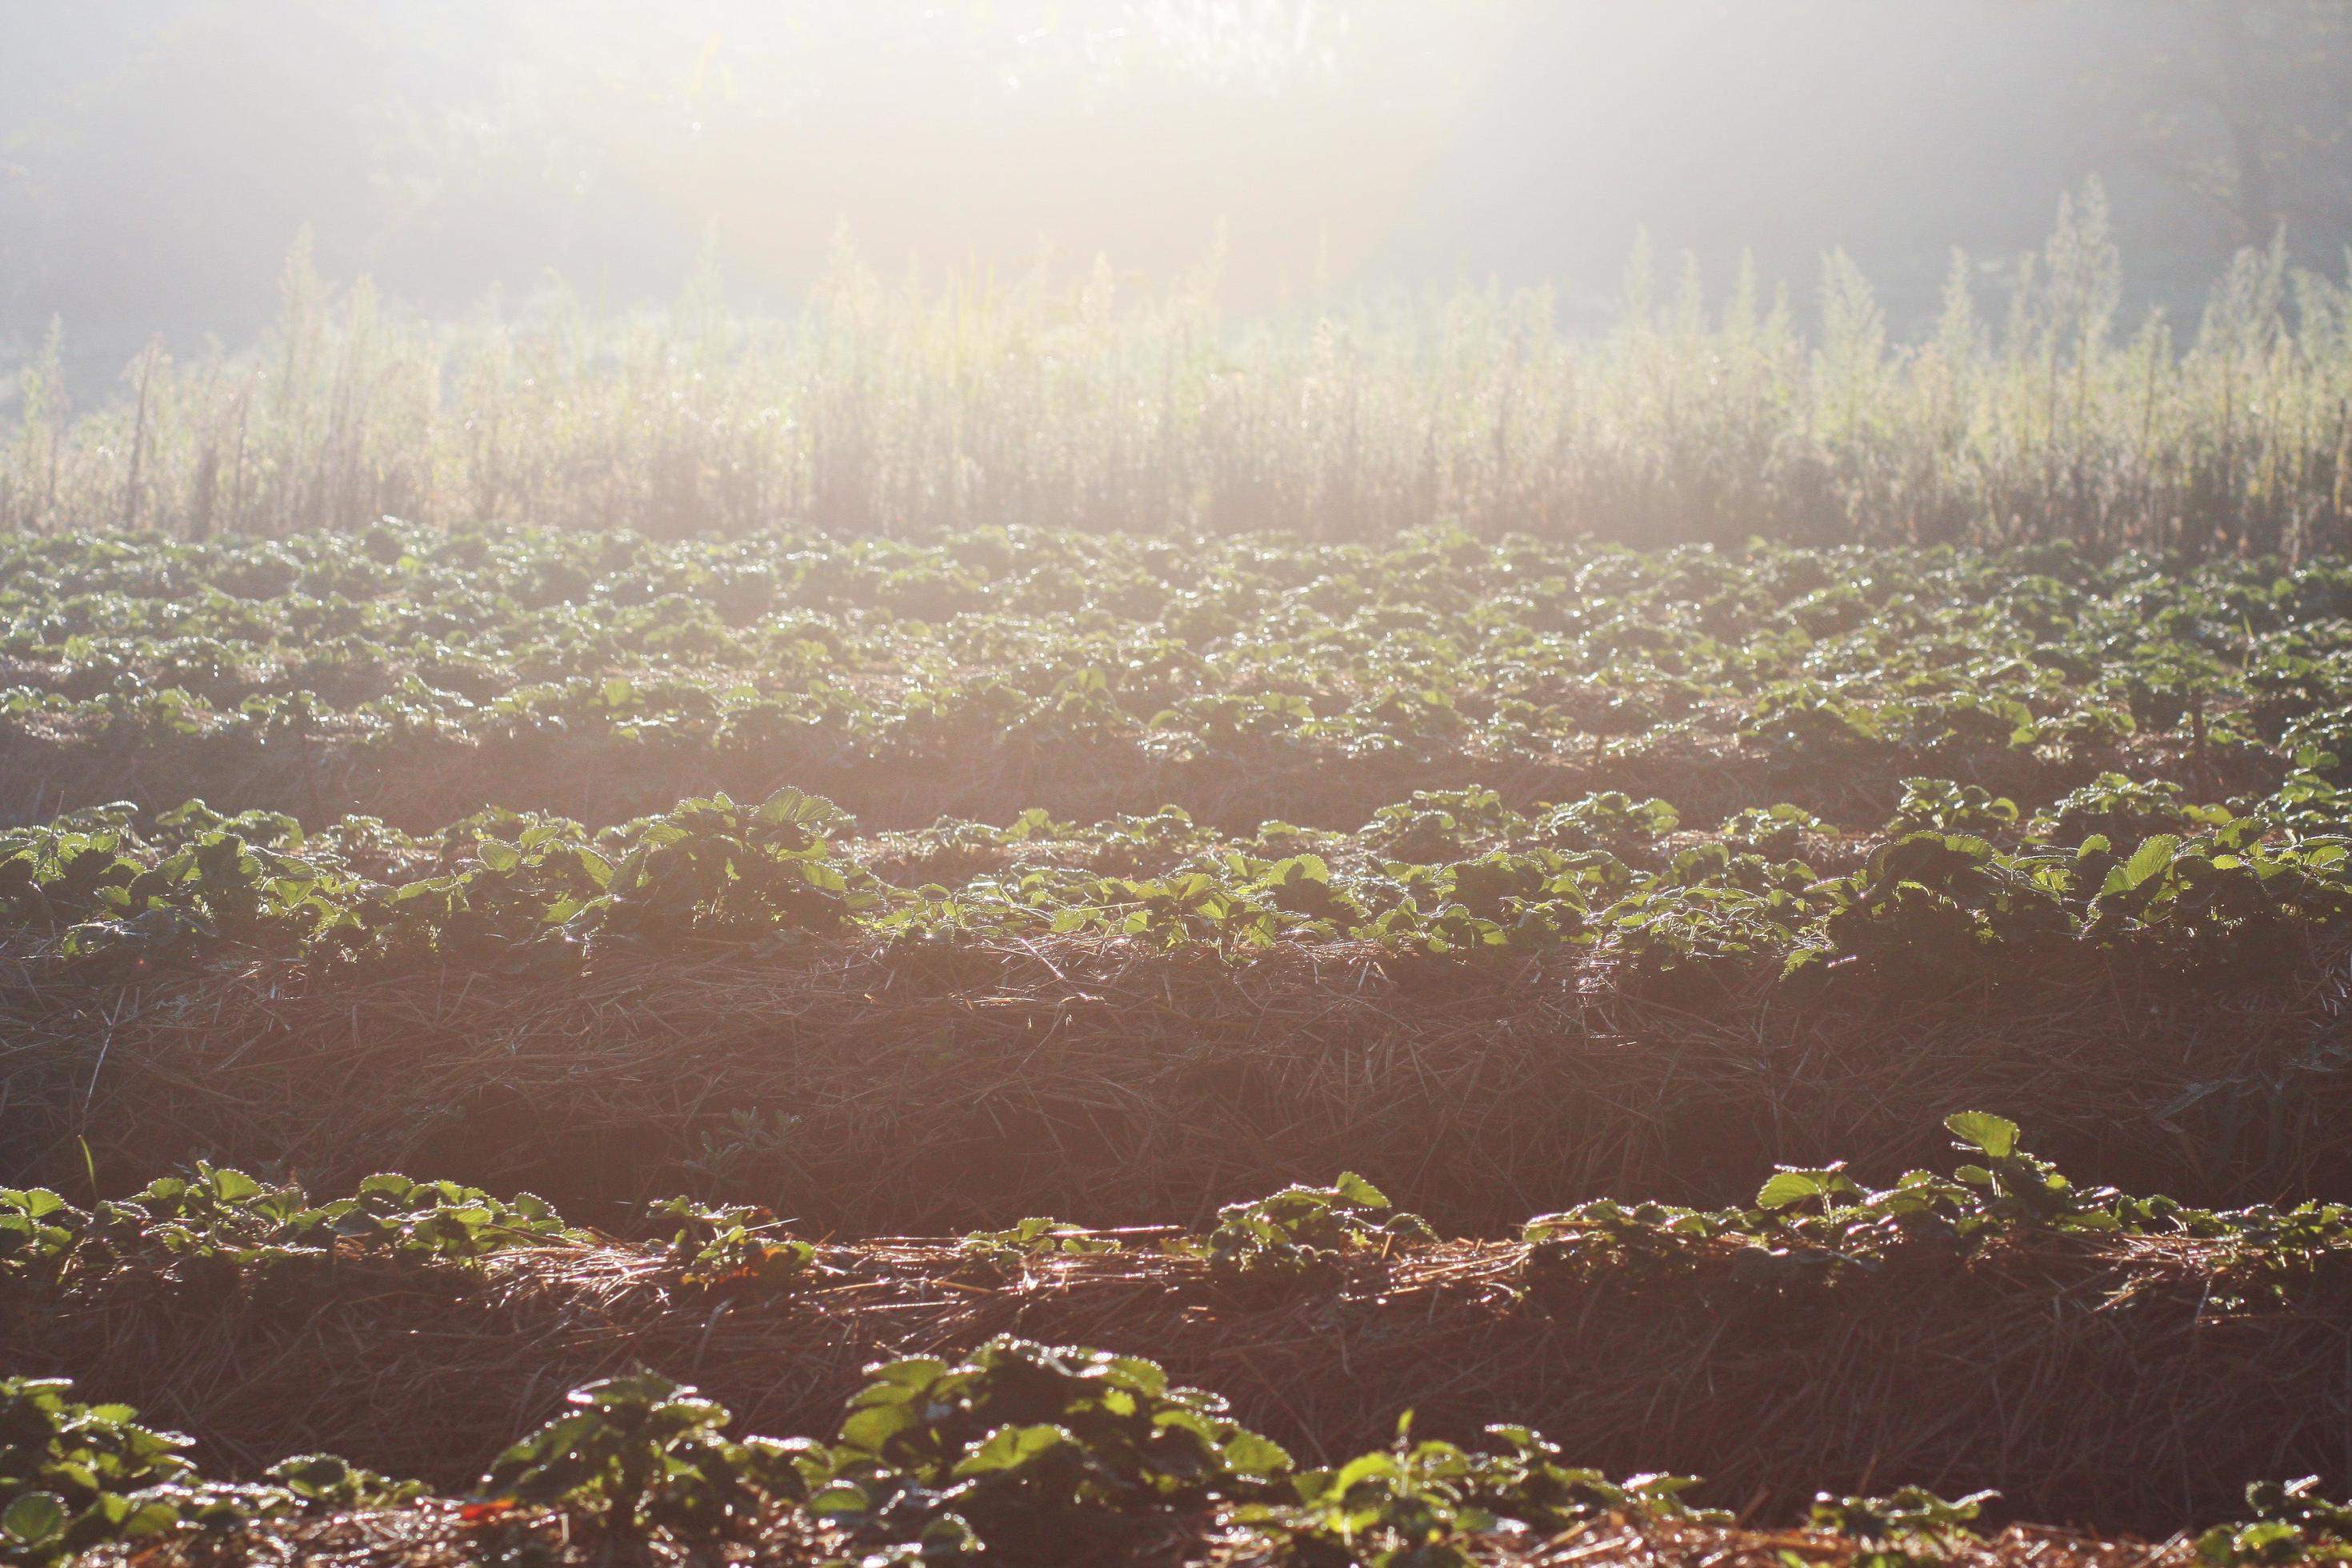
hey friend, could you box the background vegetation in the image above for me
[6,194,2352,554]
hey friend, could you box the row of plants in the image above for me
[4,526,2350,791]
[0,1167,578,1295]
[3,760,2349,982]
[12,1115,2348,1314]
[10,1337,2348,1568]
[0,1352,1923,1568]
[966,1114,2352,1312]
[13,1116,2350,1563]
[2,1376,419,1568]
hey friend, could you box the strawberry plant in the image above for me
[7,1166,580,1293]
[1888,778,2018,835]
[647,1198,818,1291]
[804,1338,1291,1561]
[2199,1479,2352,1567]
[1717,802,1825,858]
[1535,791,1679,854]
[1240,1415,1720,1568]
[1522,1112,2352,1298]
[1246,1418,1493,1568]
[314,1174,574,1261]
[260,1454,425,1514]
[1,1378,191,1566]
[1173,1174,1436,1283]
[475,1373,801,1542]
[1810,1486,1998,1566]
[0,1192,79,1286]
[958,1217,1122,1274]
[2035,771,2213,843]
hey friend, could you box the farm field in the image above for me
[8,522,2352,1566]
[19,0,2352,1558]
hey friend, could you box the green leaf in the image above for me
[2,1491,66,1546]
[118,1499,184,1540]
[858,1356,948,1392]
[950,1423,1070,1478]
[1756,1171,1829,1210]
[1330,1450,1402,1492]
[1333,1171,1390,1209]
[838,1400,922,1456]
[208,1168,262,1202]
[754,787,849,830]
[1102,1356,1168,1397]
[806,1482,870,1520]
[2120,833,2182,889]
[1944,1112,2020,1159]
[1218,1430,1295,1479]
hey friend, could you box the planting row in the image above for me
[10,1114,2346,1302]
[11,1117,2352,1562]
[3,526,2350,826]
[5,763,2349,986]
[23,1348,2320,1568]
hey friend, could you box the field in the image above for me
[5,512,2352,1568]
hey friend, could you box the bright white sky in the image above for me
[1,0,2305,376]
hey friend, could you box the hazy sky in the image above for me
[2,0,2342,390]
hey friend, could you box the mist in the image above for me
[7,0,2349,401]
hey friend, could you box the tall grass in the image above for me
[7,190,2352,554]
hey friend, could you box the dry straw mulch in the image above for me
[0,726,1637,836]
[79,1503,2205,1568]
[17,1225,2352,1534]
[6,930,2350,1238]
[0,713,2152,838]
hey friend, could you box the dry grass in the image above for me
[21,1223,2352,1534]
[6,214,2351,554]
[77,1498,2210,1568]
[6,926,2350,1244]
[83,1502,2205,1568]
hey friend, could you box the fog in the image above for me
[5,0,2349,398]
